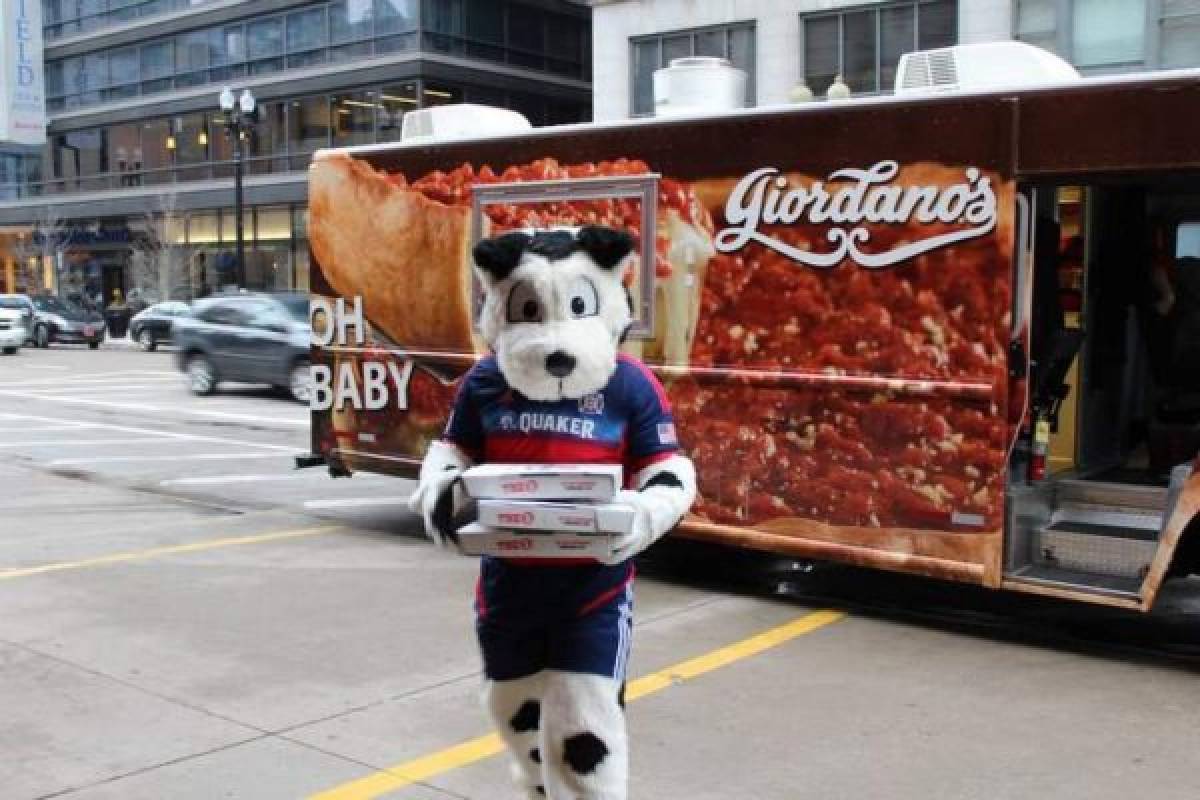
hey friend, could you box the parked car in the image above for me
[173,292,311,403]
[0,305,27,354]
[129,301,190,351]
[29,295,106,349]
[0,294,35,345]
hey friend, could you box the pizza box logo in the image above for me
[501,479,539,493]
[497,510,537,525]
[496,537,535,551]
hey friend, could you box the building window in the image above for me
[630,22,755,116]
[286,7,329,68]
[247,17,285,75]
[331,90,378,146]
[1162,0,1200,68]
[11,78,590,198]
[1073,0,1146,67]
[44,0,590,112]
[42,0,226,41]
[800,1,956,97]
[175,29,212,88]
[377,82,418,141]
[1016,1,1200,72]
[288,96,331,169]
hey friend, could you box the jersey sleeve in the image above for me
[621,357,680,472]
[442,364,486,459]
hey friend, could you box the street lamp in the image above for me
[218,87,258,289]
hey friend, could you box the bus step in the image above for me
[1034,515,1157,580]
[1008,564,1143,599]
[1053,479,1168,512]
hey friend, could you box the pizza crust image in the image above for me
[309,153,478,352]
[309,154,717,363]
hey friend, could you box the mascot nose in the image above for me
[545,350,577,378]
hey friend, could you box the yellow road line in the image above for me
[0,525,340,580]
[309,608,846,800]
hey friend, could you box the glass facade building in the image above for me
[0,0,592,303]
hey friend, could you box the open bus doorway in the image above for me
[1075,183,1200,483]
[1006,178,1200,598]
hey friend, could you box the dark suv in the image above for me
[173,292,312,403]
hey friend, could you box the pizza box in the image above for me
[477,499,637,535]
[455,522,614,559]
[461,464,622,501]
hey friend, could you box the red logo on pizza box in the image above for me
[497,537,534,551]
[501,479,539,493]
[498,511,537,525]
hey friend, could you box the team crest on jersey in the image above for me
[657,422,677,445]
[578,393,605,415]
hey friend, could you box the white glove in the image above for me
[600,455,696,565]
[407,439,473,548]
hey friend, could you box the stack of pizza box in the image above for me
[457,464,635,559]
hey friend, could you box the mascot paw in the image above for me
[600,456,697,565]
[408,440,473,549]
[600,489,656,565]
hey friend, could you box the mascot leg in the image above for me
[485,672,548,799]
[541,671,628,800]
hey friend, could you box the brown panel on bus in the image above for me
[1017,76,1200,178]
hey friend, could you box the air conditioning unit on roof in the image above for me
[400,104,531,143]
[895,41,1080,96]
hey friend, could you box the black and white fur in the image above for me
[409,225,697,800]
[474,226,634,403]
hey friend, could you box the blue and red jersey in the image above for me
[448,353,679,679]
[444,353,680,482]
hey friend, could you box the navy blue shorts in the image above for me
[475,557,634,682]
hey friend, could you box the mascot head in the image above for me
[473,225,635,402]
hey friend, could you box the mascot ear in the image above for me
[473,232,531,284]
[576,225,635,271]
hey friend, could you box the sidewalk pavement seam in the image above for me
[3,634,444,800]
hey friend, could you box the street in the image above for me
[2,344,1200,800]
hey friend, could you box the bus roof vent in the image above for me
[895,42,1080,96]
[400,104,531,143]
[900,49,958,91]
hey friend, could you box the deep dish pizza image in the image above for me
[308,153,1013,535]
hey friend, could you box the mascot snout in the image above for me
[545,350,576,377]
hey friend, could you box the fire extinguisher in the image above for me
[1028,409,1050,482]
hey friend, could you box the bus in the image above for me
[303,48,1200,612]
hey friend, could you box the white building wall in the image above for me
[590,0,1015,121]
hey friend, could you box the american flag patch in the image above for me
[657,422,677,444]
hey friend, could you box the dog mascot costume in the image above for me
[409,225,696,800]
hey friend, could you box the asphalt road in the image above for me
[2,343,1199,800]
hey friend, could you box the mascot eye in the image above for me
[565,276,599,319]
[505,281,543,323]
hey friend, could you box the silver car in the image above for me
[0,294,35,346]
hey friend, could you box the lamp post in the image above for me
[218,87,257,289]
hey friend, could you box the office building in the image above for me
[0,0,592,306]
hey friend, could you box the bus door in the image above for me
[1003,178,1200,608]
